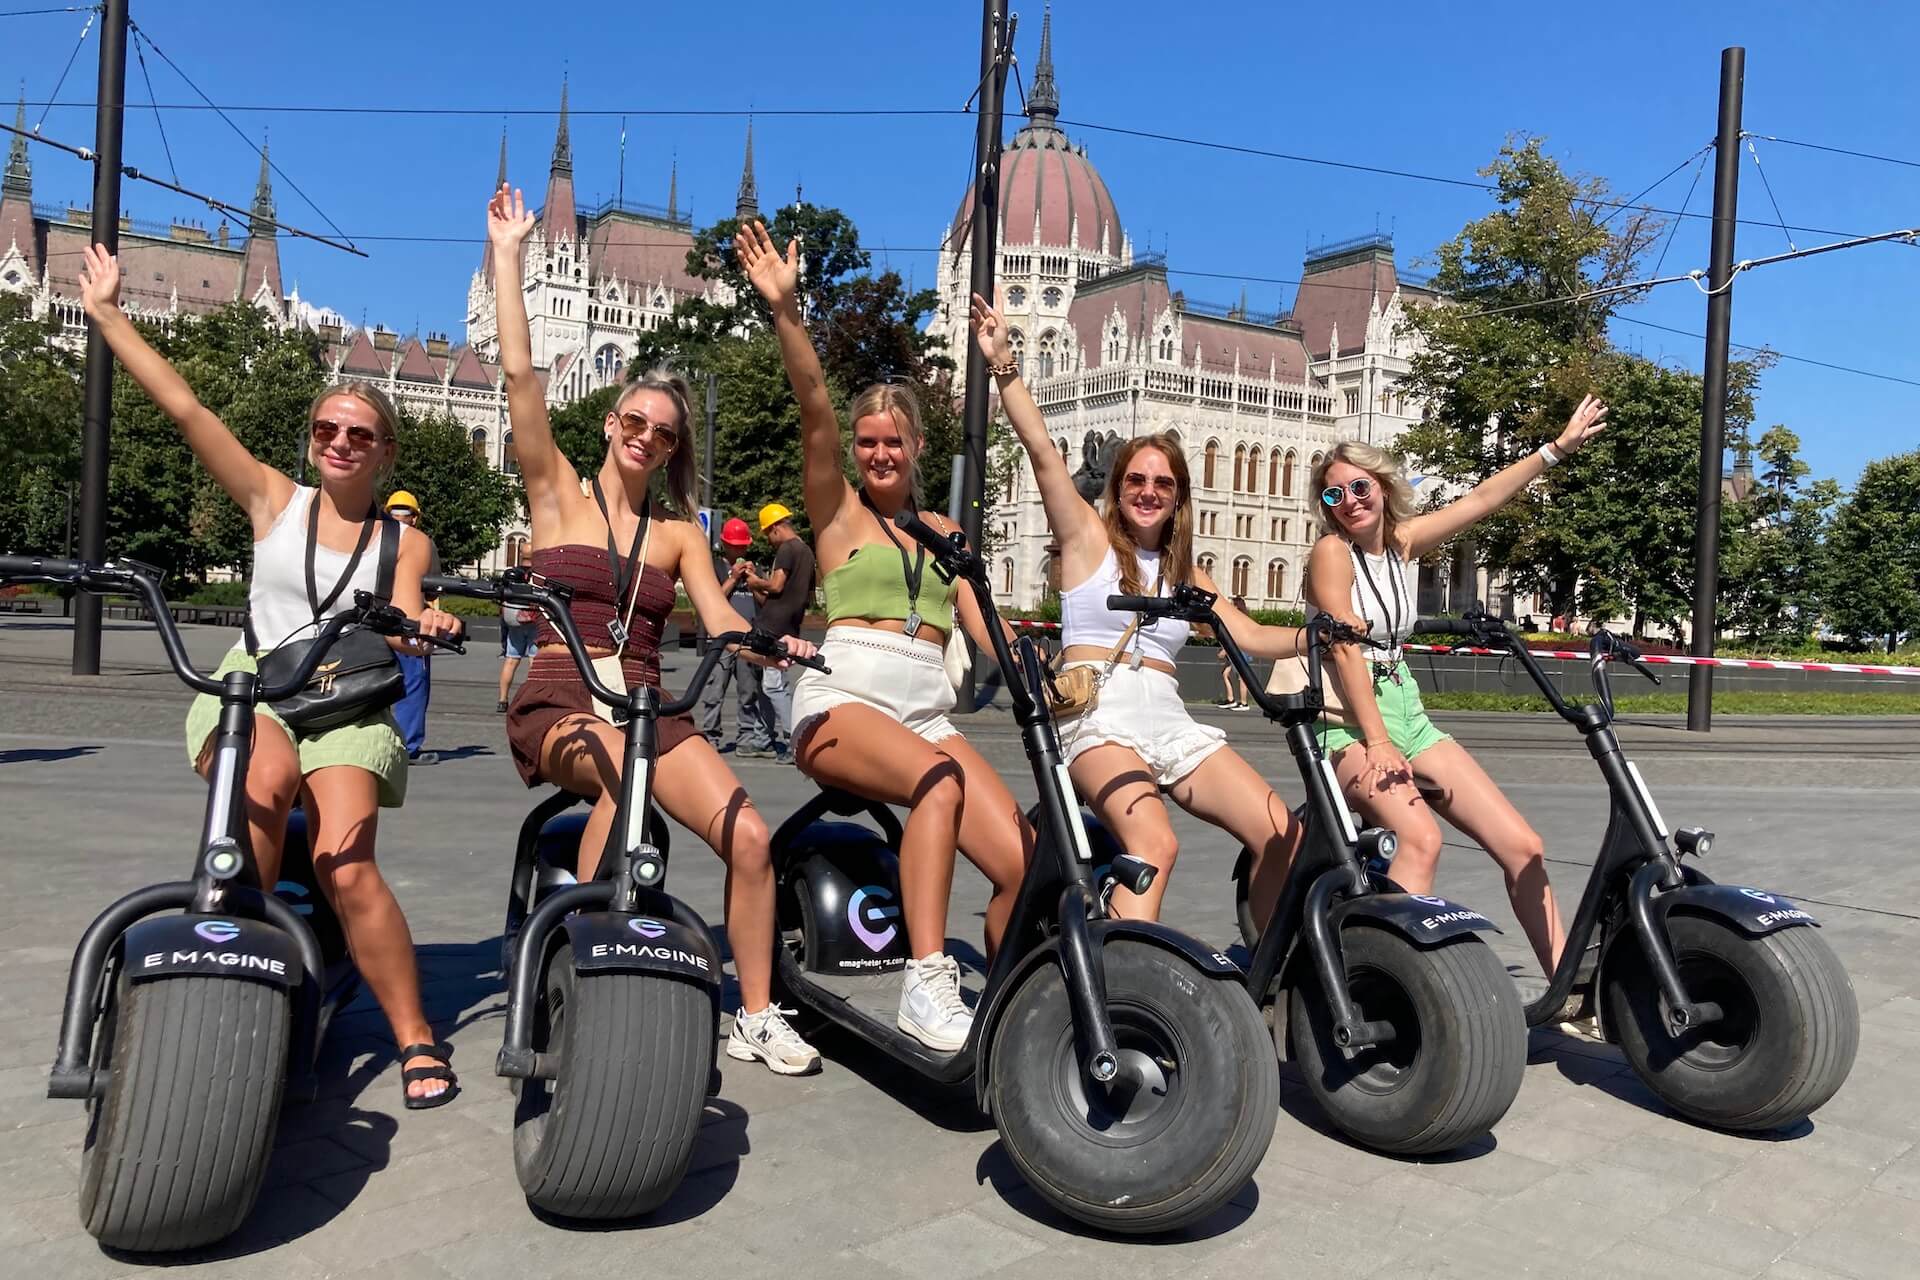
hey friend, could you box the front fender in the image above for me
[1656,883,1820,936]
[123,914,303,988]
[1333,892,1503,946]
[563,909,723,986]
[972,919,1244,1110]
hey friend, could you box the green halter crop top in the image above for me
[823,544,959,633]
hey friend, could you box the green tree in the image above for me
[1755,424,1810,516]
[1821,450,1920,651]
[0,294,83,555]
[388,409,519,569]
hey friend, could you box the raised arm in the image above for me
[76,245,291,533]
[1196,565,1306,661]
[735,221,847,529]
[970,292,1102,558]
[1401,394,1608,559]
[1304,536,1400,779]
[487,186,577,518]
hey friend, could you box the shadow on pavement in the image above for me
[973,1140,1260,1240]
[0,744,101,765]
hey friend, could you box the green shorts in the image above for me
[1317,660,1451,762]
[184,647,410,808]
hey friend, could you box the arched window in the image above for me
[503,429,518,476]
[1310,451,1324,471]
[1203,440,1219,489]
[1282,450,1297,498]
[1232,556,1252,597]
[1038,330,1056,380]
[1004,463,1017,502]
[1009,327,1025,378]
[1158,325,1174,361]
[506,533,530,568]
[1042,286,1063,308]
[1232,444,1247,493]
[1198,553,1217,577]
[1268,450,1281,494]
[1247,448,1263,496]
[1266,559,1287,600]
[470,427,488,462]
[1002,559,1014,595]
[593,344,625,387]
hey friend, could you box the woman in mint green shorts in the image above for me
[1302,395,1608,980]
[77,244,467,1108]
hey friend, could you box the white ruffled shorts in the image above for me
[791,629,960,746]
[1058,661,1227,788]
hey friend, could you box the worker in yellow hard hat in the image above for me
[741,500,815,754]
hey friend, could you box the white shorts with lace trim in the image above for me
[1058,660,1227,788]
[790,629,961,746]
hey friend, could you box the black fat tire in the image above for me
[513,944,716,1219]
[987,940,1279,1235]
[1289,925,1525,1155]
[79,972,290,1252]
[1605,914,1858,1132]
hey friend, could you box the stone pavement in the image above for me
[2,619,1918,1278]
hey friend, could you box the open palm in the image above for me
[487,184,536,250]
[76,244,122,317]
[734,220,799,308]
[970,292,1013,365]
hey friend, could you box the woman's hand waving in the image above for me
[1553,394,1609,457]
[735,220,801,312]
[76,244,123,321]
[487,184,536,254]
[970,291,1014,367]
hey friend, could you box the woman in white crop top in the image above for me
[78,245,466,1108]
[1303,397,1607,986]
[973,294,1312,921]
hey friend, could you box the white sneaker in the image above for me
[898,953,973,1052]
[726,1005,822,1076]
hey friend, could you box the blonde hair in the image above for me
[306,381,401,491]
[611,369,698,517]
[1100,434,1195,594]
[1311,441,1417,547]
[847,383,927,504]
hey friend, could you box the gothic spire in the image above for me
[249,134,275,230]
[1028,5,1059,128]
[4,85,30,196]
[734,117,759,222]
[667,153,678,220]
[551,74,572,176]
[495,124,508,188]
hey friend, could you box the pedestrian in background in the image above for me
[699,517,780,757]
[498,592,540,713]
[1216,594,1251,709]
[385,492,441,764]
[740,502,816,753]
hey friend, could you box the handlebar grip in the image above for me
[1105,594,1169,615]
[1413,617,1477,637]
[421,574,480,599]
[0,553,85,580]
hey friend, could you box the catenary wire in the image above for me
[1651,151,1709,279]
[1746,132,1920,173]
[130,29,178,185]
[1614,316,1920,390]
[29,6,93,134]
[1744,137,1797,253]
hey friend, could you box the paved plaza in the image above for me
[2,619,1918,1278]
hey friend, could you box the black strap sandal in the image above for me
[398,1041,460,1111]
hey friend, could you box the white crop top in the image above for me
[1060,545,1190,665]
[246,486,406,652]
[1309,541,1414,663]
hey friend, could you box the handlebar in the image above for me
[1408,608,1658,726]
[0,555,448,698]
[424,570,826,716]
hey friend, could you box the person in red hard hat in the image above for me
[699,517,779,757]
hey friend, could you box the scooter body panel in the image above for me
[121,914,303,988]
[1332,892,1504,946]
[564,909,723,986]
[779,822,911,975]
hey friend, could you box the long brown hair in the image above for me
[847,382,927,506]
[611,369,698,517]
[1100,434,1194,595]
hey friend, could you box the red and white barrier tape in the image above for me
[1004,620,1920,677]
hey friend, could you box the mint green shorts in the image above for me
[1317,660,1451,761]
[184,647,410,808]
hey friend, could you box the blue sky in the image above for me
[5,0,1915,487]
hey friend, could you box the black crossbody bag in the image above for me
[249,498,405,732]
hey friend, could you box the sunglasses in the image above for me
[1122,472,1177,494]
[1320,477,1376,507]
[615,412,678,448]
[311,420,387,451]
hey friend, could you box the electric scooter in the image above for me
[2,554,457,1252]
[769,516,1279,1236]
[1404,608,1859,1131]
[424,568,826,1220]
[1102,586,1527,1154]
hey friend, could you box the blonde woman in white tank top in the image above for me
[972,294,1313,922]
[1304,398,1608,983]
[77,245,467,1108]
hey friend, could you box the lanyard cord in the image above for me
[592,478,651,654]
[1349,542,1406,657]
[858,488,926,614]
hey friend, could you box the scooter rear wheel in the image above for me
[1287,924,1525,1154]
[512,944,716,1219]
[987,939,1278,1235]
[1605,914,1858,1131]
[79,969,290,1252]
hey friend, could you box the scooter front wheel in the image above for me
[512,944,716,1218]
[80,969,290,1252]
[1604,914,1858,1131]
[1287,925,1525,1154]
[987,939,1278,1235]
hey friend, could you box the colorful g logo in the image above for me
[195,920,241,944]
[628,918,668,939]
[847,885,899,953]
[1411,894,1450,906]
[1739,889,1777,905]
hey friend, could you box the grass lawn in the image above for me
[1418,690,1920,715]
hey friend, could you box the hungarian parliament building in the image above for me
[0,11,1496,617]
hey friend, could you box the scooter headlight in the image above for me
[202,839,244,881]
[1675,827,1714,858]
[1356,827,1397,863]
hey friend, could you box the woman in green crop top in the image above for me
[740,221,1030,1054]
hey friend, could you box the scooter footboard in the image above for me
[1654,883,1821,936]
[1333,893,1504,946]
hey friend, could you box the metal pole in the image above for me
[1687,46,1744,732]
[956,0,1008,711]
[72,0,131,675]
[703,372,718,549]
